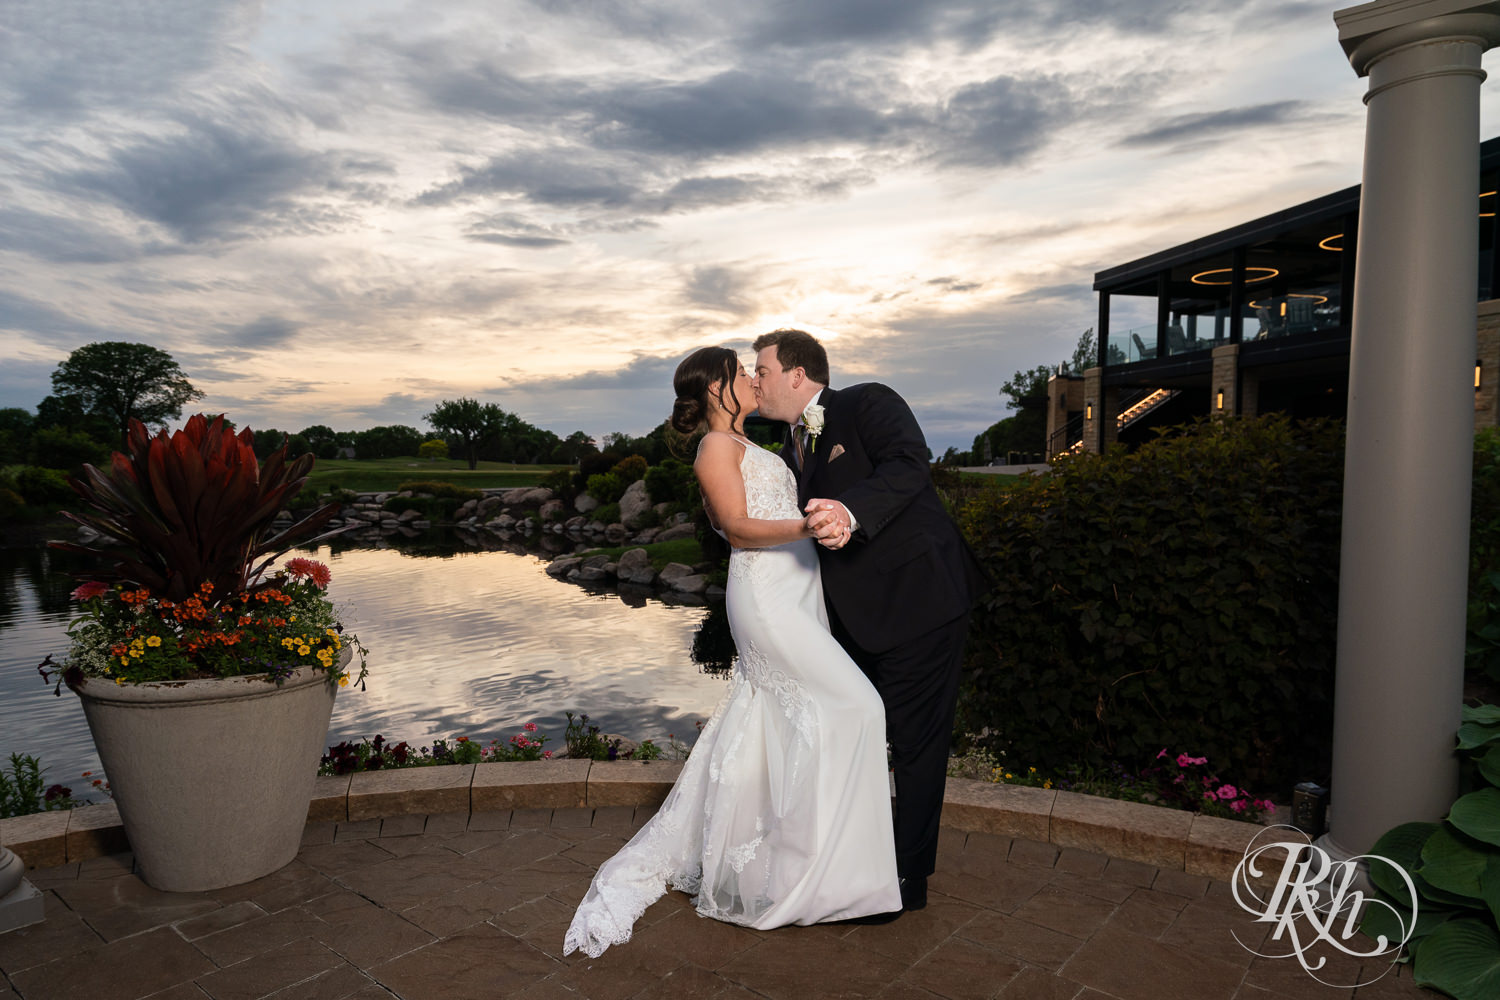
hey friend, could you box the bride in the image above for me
[562,346,901,958]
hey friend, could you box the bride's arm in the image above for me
[694,434,813,549]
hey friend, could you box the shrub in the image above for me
[540,467,576,501]
[644,458,697,506]
[594,502,621,525]
[395,480,482,501]
[957,415,1345,791]
[586,472,627,505]
[16,465,74,505]
[417,438,449,461]
[611,455,647,482]
[1363,704,1500,1000]
[0,488,24,522]
[1469,427,1500,684]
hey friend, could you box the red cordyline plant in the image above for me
[37,415,367,688]
[51,415,344,601]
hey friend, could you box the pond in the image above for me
[0,535,733,803]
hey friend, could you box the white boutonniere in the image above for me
[802,403,825,453]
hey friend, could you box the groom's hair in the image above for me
[752,329,829,385]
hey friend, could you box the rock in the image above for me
[581,554,610,570]
[477,496,504,516]
[603,561,618,578]
[508,487,553,505]
[653,502,674,517]
[397,509,422,522]
[618,480,651,528]
[586,520,606,534]
[658,562,696,583]
[617,548,656,585]
[547,556,583,578]
[576,565,608,583]
[456,499,478,517]
[539,499,565,521]
[632,528,660,544]
[412,520,432,530]
[604,523,629,543]
[706,584,726,600]
[575,493,599,514]
[666,574,709,595]
[488,514,516,529]
[655,522,697,542]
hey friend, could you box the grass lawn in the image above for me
[305,458,568,494]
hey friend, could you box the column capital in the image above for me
[1336,0,1500,75]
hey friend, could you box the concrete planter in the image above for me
[71,659,341,892]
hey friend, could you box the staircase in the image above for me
[1053,388,1179,456]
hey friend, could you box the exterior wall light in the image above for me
[1086,400,1094,421]
[1190,266,1279,286]
[1479,361,1484,390]
[1216,389,1225,411]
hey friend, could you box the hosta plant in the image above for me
[1362,704,1500,1000]
[39,415,364,687]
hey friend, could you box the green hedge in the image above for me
[957,416,1345,790]
[1469,427,1500,683]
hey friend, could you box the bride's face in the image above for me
[713,366,753,415]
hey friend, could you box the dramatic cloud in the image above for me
[0,0,1488,453]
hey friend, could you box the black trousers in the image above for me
[829,607,969,880]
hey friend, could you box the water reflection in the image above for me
[0,537,732,802]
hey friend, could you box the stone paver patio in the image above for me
[0,804,1428,1000]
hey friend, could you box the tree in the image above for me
[50,342,203,445]
[300,425,339,460]
[424,398,503,470]
[418,439,448,461]
[1065,328,1095,374]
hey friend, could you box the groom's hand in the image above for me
[804,499,852,550]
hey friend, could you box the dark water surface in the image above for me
[0,539,730,801]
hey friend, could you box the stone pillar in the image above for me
[1323,0,1500,861]
[1082,366,1103,453]
[1210,344,1240,417]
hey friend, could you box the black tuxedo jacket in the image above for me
[781,383,987,654]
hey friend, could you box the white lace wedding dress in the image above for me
[563,435,900,958]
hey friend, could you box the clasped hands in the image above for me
[804,499,852,550]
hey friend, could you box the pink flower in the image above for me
[1217,785,1239,800]
[1231,800,1247,813]
[524,722,538,732]
[72,581,109,601]
[543,750,553,759]
[1176,753,1208,767]
[1258,799,1276,811]
[1203,792,1215,801]
[284,558,332,588]
[1156,748,1168,760]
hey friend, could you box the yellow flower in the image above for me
[338,675,349,688]
[1043,780,1053,789]
[281,638,295,649]
[1028,766,1036,773]
[146,635,162,647]
[297,645,311,656]
[119,656,130,666]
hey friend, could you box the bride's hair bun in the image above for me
[671,345,740,434]
[671,397,703,434]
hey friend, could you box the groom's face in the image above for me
[753,345,800,423]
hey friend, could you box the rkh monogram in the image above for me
[1229,826,1418,989]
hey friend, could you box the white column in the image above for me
[1324,0,1500,860]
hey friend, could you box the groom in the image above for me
[751,328,987,916]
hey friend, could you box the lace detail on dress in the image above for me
[726,439,800,585]
[739,640,817,747]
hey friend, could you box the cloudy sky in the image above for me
[2,1,1496,454]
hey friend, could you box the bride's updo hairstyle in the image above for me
[671,346,743,434]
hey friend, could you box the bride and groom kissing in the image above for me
[564,328,987,958]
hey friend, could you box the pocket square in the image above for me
[828,443,846,461]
